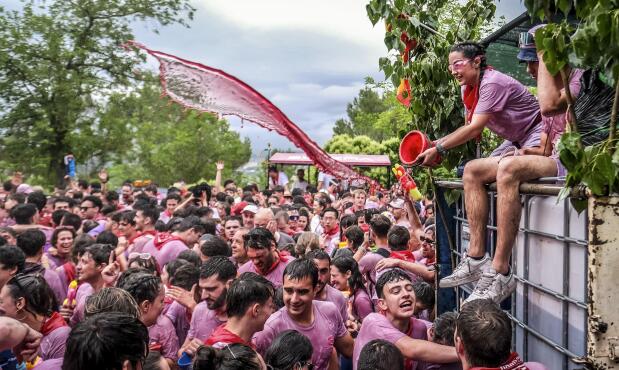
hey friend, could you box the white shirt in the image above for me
[318,172,333,190]
[269,172,289,189]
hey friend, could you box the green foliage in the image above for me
[523,1,619,201]
[102,77,251,187]
[0,0,195,185]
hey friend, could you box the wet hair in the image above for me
[63,312,149,370]
[177,249,202,267]
[80,243,114,266]
[11,204,37,224]
[105,191,119,203]
[51,209,69,226]
[387,225,410,251]
[133,203,160,225]
[6,273,58,317]
[273,286,284,310]
[26,191,47,212]
[85,287,140,319]
[264,330,313,370]
[283,258,318,288]
[413,281,435,310]
[118,211,136,226]
[96,230,118,248]
[200,256,237,281]
[16,229,46,257]
[128,254,159,276]
[340,214,357,231]
[71,234,95,263]
[433,311,458,346]
[344,226,364,251]
[199,234,231,257]
[117,270,162,305]
[332,256,368,298]
[176,215,206,234]
[375,269,412,299]
[456,299,512,367]
[60,213,82,231]
[226,272,274,318]
[143,350,165,370]
[358,339,405,370]
[193,344,260,370]
[369,214,392,238]
[306,249,330,263]
[450,41,487,68]
[244,227,276,250]
[170,263,200,291]
[51,226,76,248]
[0,245,25,273]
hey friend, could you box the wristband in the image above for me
[435,142,448,156]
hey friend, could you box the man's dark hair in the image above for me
[170,263,199,291]
[176,215,206,234]
[164,193,182,205]
[63,312,149,370]
[118,211,136,226]
[16,229,46,257]
[433,311,457,346]
[413,281,435,310]
[340,214,357,230]
[306,249,330,263]
[165,259,191,279]
[53,196,74,208]
[344,226,364,250]
[201,218,217,235]
[177,250,202,267]
[456,299,512,367]
[369,214,392,238]
[26,191,47,212]
[283,258,318,288]
[0,245,25,273]
[77,179,89,190]
[321,207,339,219]
[81,243,114,266]
[117,271,162,305]
[199,234,231,257]
[364,208,380,224]
[82,195,103,210]
[11,203,38,224]
[133,203,160,225]
[60,212,82,231]
[105,191,119,203]
[358,339,405,370]
[226,272,274,318]
[387,225,410,251]
[200,256,236,281]
[375,268,411,299]
[244,227,275,250]
[224,216,243,227]
[6,274,58,317]
[193,343,260,370]
[96,231,118,247]
[51,209,69,226]
[0,236,7,247]
[265,330,313,370]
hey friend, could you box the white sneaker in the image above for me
[463,268,517,304]
[439,254,491,288]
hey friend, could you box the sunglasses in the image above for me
[420,236,435,246]
[289,215,300,221]
[447,59,471,72]
[519,31,535,48]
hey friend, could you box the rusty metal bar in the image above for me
[434,180,587,198]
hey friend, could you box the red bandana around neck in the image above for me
[323,224,340,238]
[462,67,493,141]
[40,311,68,336]
[471,352,528,370]
[260,250,290,276]
[390,250,416,263]
[153,232,184,250]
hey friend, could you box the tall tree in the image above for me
[0,0,194,185]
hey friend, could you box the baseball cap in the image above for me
[242,204,258,214]
[517,24,546,62]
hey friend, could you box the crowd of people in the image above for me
[0,24,581,370]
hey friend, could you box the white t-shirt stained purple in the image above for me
[187,301,226,341]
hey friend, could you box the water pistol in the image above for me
[392,164,423,201]
[63,280,78,307]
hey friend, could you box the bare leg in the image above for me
[493,155,558,274]
[462,157,500,258]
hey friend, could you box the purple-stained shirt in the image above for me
[254,301,347,370]
[358,252,385,297]
[43,268,66,307]
[142,239,188,269]
[426,362,462,370]
[149,314,180,361]
[131,233,156,254]
[353,313,428,370]
[316,285,348,323]
[463,69,542,144]
[237,256,294,289]
[351,288,374,321]
[40,326,71,360]
[45,254,69,271]
[187,301,226,341]
[164,300,191,345]
[33,357,63,370]
[69,284,93,327]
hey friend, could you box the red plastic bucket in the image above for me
[399,130,441,165]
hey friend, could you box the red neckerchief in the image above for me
[40,312,68,336]
[463,67,493,141]
[153,232,184,251]
[471,352,528,370]
[260,251,290,276]
[205,324,254,349]
[128,229,155,245]
[323,224,340,237]
[63,262,77,283]
[390,250,416,262]
[424,256,436,265]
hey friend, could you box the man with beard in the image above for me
[238,227,293,288]
[306,249,348,324]
[178,256,236,357]
[130,203,159,254]
[353,269,458,370]
[254,258,354,370]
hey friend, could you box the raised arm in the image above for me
[536,51,569,116]
[395,336,459,364]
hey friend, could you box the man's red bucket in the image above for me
[399,130,441,165]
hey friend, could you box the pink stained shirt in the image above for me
[142,238,188,269]
[187,301,226,341]
[351,288,374,322]
[164,300,191,345]
[148,314,180,361]
[254,300,347,370]
[237,256,294,289]
[352,313,428,370]
[40,326,71,360]
[316,284,349,324]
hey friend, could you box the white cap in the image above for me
[242,204,258,214]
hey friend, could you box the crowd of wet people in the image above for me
[0,22,589,369]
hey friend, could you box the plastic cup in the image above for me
[177,352,193,370]
[399,130,441,166]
